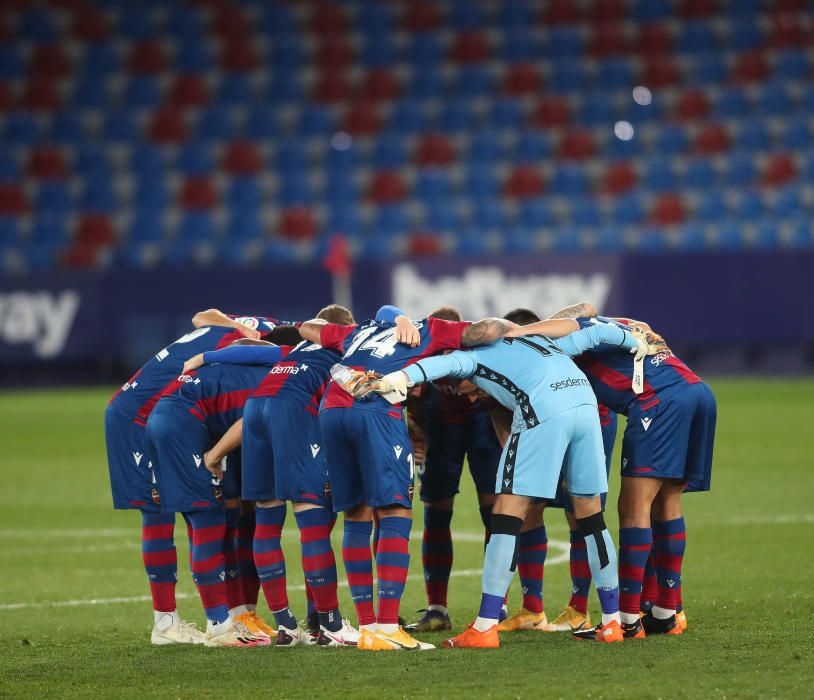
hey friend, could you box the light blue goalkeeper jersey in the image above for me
[403,324,638,433]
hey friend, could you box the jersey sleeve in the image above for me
[375,305,406,324]
[554,324,637,357]
[319,323,357,351]
[404,350,478,385]
[202,344,289,366]
[427,317,471,351]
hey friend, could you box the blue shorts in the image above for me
[105,405,158,512]
[420,410,501,502]
[241,396,330,506]
[320,407,414,513]
[497,404,607,501]
[145,402,220,514]
[558,411,618,512]
[220,447,242,502]
[622,382,716,492]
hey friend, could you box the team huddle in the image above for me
[104,300,716,649]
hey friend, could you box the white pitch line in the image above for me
[0,539,569,612]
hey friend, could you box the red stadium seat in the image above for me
[533,95,570,128]
[450,32,491,64]
[408,233,443,256]
[128,40,168,75]
[168,75,209,108]
[732,51,770,84]
[641,57,680,87]
[148,107,188,143]
[694,123,730,154]
[279,207,317,240]
[27,146,67,178]
[589,0,626,24]
[403,2,441,32]
[504,165,544,198]
[75,213,116,245]
[762,153,797,187]
[674,90,710,121]
[179,177,218,210]
[0,83,14,112]
[73,8,109,41]
[20,77,61,110]
[557,129,597,160]
[343,100,381,135]
[635,23,672,56]
[314,69,352,103]
[504,64,542,96]
[315,37,354,70]
[0,12,9,42]
[222,142,262,175]
[679,0,717,18]
[415,134,455,166]
[30,44,73,78]
[360,69,401,101]
[650,193,687,225]
[310,3,348,36]
[543,0,582,25]
[367,171,407,202]
[220,41,258,72]
[769,13,807,47]
[590,24,629,57]
[210,8,250,40]
[0,183,28,215]
[61,244,101,269]
[602,161,637,195]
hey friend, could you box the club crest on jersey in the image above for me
[133,451,143,466]
[641,417,653,431]
[310,443,321,458]
[393,445,403,459]
[193,454,202,467]
[151,488,161,506]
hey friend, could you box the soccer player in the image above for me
[354,322,658,647]
[402,307,503,634]
[300,310,512,651]
[105,310,283,645]
[184,306,365,648]
[506,314,715,638]
[146,353,279,647]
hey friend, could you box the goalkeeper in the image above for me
[349,320,664,648]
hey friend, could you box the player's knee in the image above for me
[575,511,606,539]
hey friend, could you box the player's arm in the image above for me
[191,308,262,340]
[601,316,652,332]
[182,344,285,373]
[299,318,326,343]
[203,419,243,478]
[504,318,580,338]
[547,301,598,320]
[376,305,420,347]
[552,323,640,357]
[460,318,516,346]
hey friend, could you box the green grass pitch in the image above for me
[1,379,812,699]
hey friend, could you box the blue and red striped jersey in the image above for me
[574,317,702,415]
[156,364,270,438]
[251,341,342,416]
[319,317,470,413]
[109,315,282,426]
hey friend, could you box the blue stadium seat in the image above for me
[102,108,137,142]
[596,59,634,90]
[631,0,670,21]
[407,34,443,66]
[372,205,411,236]
[82,43,120,77]
[467,129,503,164]
[34,181,73,216]
[165,6,205,41]
[775,50,809,81]
[128,212,167,242]
[415,168,452,203]
[788,218,813,248]
[130,144,166,177]
[546,27,583,57]
[487,97,524,129]
[123,76,162,109]
[3,113,40,146]
[390,99,431,133]
[360,235,401,260]
[798,150,814,182]
[732,193,765,220]
[361,37,398,67]
[511,130,551,163]
[683,159,716,190]
[277,172,313,205]
[326,204,362,234]
[178,211,217,241]
[274,142,307,171]
[270,37,305,70]
[610,194,645,225]
[577,93,614,127]
[327,140,358,174]
[408,67,445,98]
[552,226,583,252]
[642,157,677,192]
[464,170,500,199]
[570,197,602,227]
[779,116,812,150]
[423,200,464,231]
[677,22,720,53]
[243,106,280,140]
[227,211,265,240]
[0,153,20,181]
[437,99,477,132]
[73,76,111,109]
[454,66,494,97]
[226,177,262,212]
[176,141,214,175]
[754,220,780,249]
[75,145,111,182]
[0,218,20,246]
[690,53,727,84]
[633,228,668,252]
[720,152,757,186]
[31,213,69,243]
[80,179,117,212]
[714,86,751,118]
[727,18,764,51]
[500,28,539,62]
[454,229,490,256]
[756,81,794,116]
[548,164,589,196]
[358,3,396,34]
[519,198,555,228]
[18,8,58,42]
[498,0,534,28]
[450,0,486,29]
[654,125,690,154]
[695,191,728,222]
[116,6,155,40]
[773,184,807,216]
[175,40,213,73]
[371,132,409,168]
[735,119,772,151]
[296,105,336,137]
[47,112,86,145]
[195,106,236,141]
[595,225,625,252]
[217,74,254,106]
[713,221,744,249]
[134,178,169,213]
[471,198,511,228]
[0,47,23,79]
[324,176,360,206]
[501,226,535,254]
[258,5,296,37]
[676,223,707,250]
[548,60,587,92]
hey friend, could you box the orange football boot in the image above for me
[442,624,499,649]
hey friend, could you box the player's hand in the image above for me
[354,370,409,403]
[234,323,261,341]
[630,326,670,355]
[331,365,379,400]
[203,451,223,479]
[182,353,205,374]
[395,315,420,347]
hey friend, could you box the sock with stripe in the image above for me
[518,525,547,614]
[422,507,453,609]
[223,506,243,611]
[254,504,295,629]
[474,513,522,632]
[237,510,260,608]
[577,514,620,625]
[341,519,375,627]
[295,507,341,633]
[641,550,658,612]
[376,516,412,629]
[185,509,229,624]
[141,511,177,613]
[653,517,686,618]
[618,527,652,624]
[567,530,591,614]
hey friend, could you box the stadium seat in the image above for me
[368,171,408,202]
[415,134,455,166]
[176,142,214,176]
[610,194,645,225]
[518,198,555,229]
[762,153,797,187]
[504,165,545,198]
[602,161,638,195]
[222,142,263,175]
[683,158,716,190]
[650,193,687,225]
[343,101,382,135]
[694,123,730,154]
[674,90,710,121]
[735,120,772,152]
[179,177,218,210]
[720,152,757,186]
[548,164,589,196]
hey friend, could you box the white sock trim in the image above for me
[652,605,675,620]
[427,604,448,614]
[473,616,498,632]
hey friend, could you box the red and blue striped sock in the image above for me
[376,516,412,626]
[223,506,243,610]
[641,550,658,611]
[653,517,686,615]
[185,509,229,624]
[341,519,375,627]
[422,507,453,609]
[618,527,652,622]
[255,504,296,629]
[567,530,591,614]
[141,511,177,613]
[518,525,547,614]
[295,507,340,632]
[237,510,260,608]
